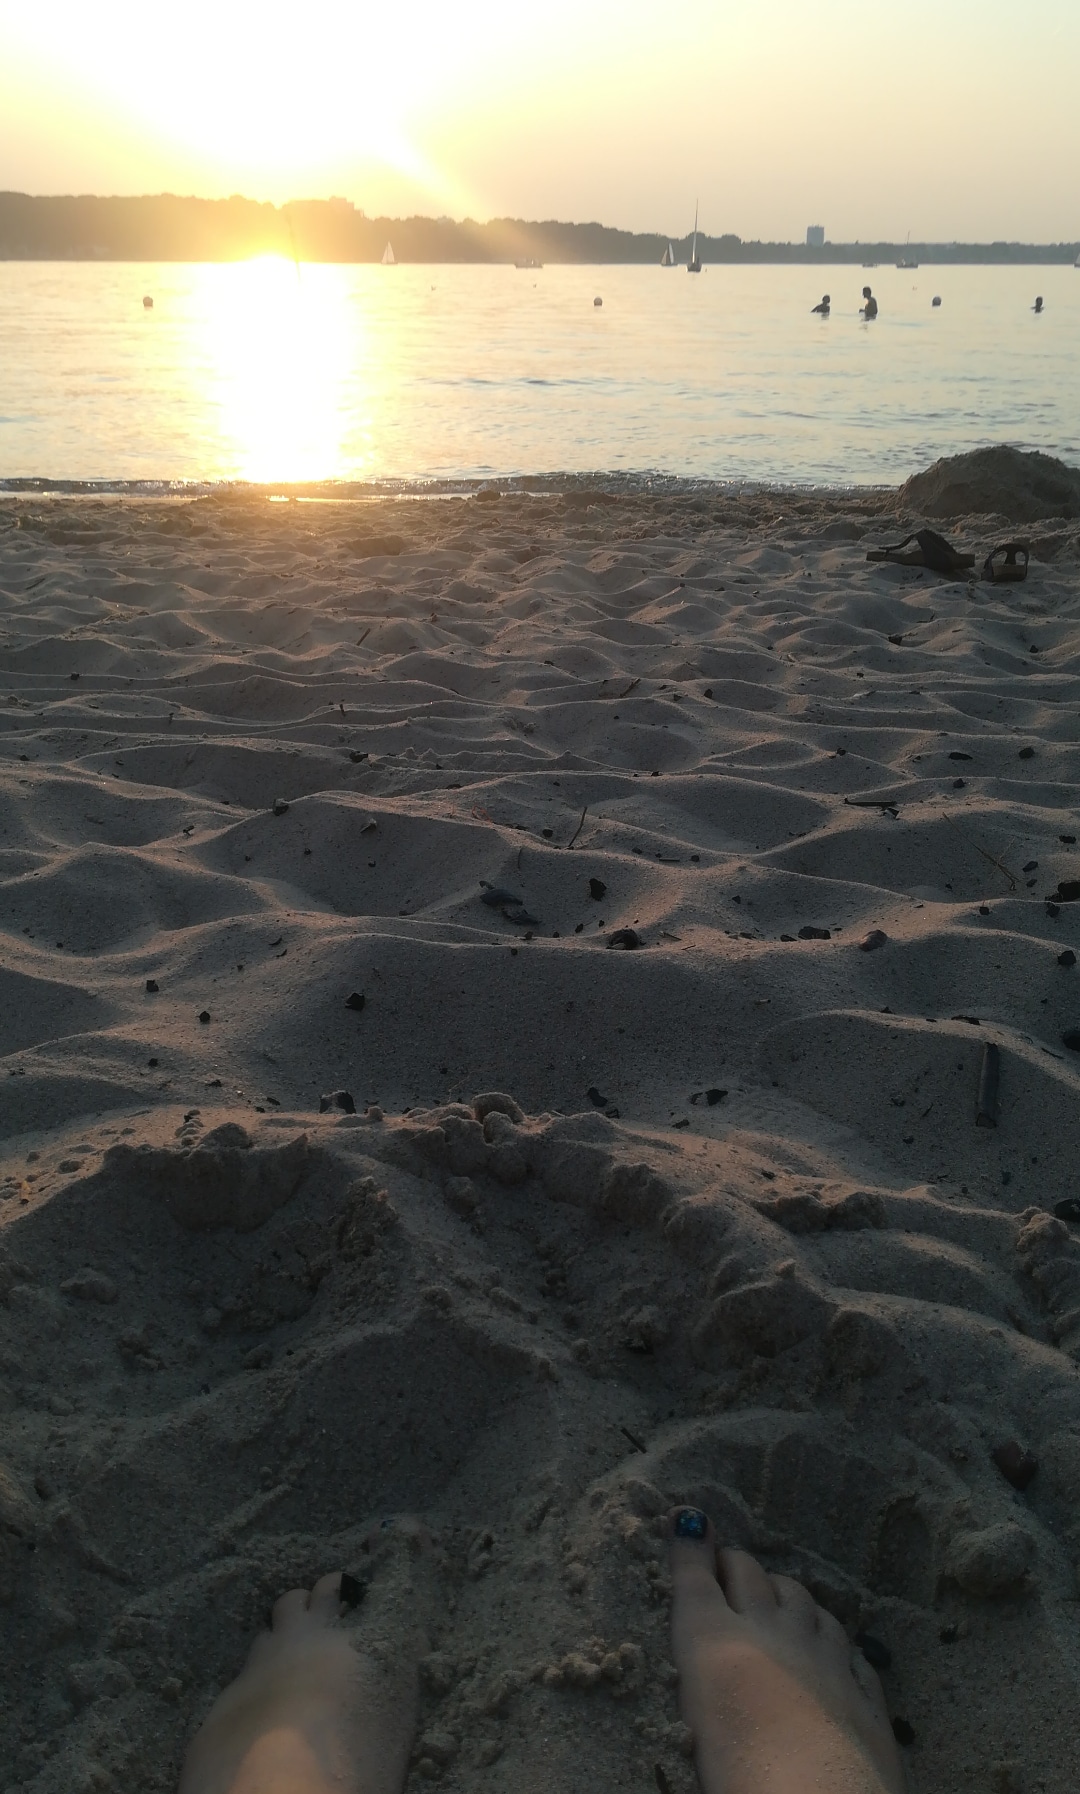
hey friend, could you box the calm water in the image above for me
[1,259,1079,487]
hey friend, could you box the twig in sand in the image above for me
[941,811,1018,892]
[620,1426,647,1453]
[356,628,370,646]
[567,805,588,849]
[602,677,640,701]
[976,1043,1000,1129]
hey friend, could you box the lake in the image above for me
[1,259,1078,488]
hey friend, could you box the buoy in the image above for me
[593,296,602,307]
[142,295,154,309]
[932,295,942,307]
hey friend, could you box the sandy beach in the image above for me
[2,472,1080,1794]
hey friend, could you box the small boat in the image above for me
[514,257,543,269]
[381,242,396,265]
[1074,252,1079,268]
[896,258,919,269]
[687,203,701,274]
[660,241,675,267]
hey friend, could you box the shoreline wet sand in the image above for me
[1,478,1079,1792]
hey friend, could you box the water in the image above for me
[1,259,1078,488]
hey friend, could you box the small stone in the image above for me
[798,925,831,940]
[345,991,366,1011]
[992,1441,1038,1492]
[159,1676,182,1702]
[706,1087,727,1105]
[319,1090,356,1114]
[607,927,642,949]
[859,929,888,952]
[272,797,289,815]
[1062,1029,1080,1052]
[1018,747,1035,760]
[589,877,607,900]
[944,1521,1034,1595]
[416,1730,458,1767]
[586,1085,611,1108]
[948,751,972,761]
[145,978,159,993]
[198,1010,211,1024]
[1059,950,1076,968]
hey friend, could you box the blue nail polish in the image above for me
[674,1507,708,1540]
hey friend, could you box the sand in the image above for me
[1,477,1079,1794]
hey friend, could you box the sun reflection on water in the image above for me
[195,257,371,482]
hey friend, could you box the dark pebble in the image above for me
[1023,861,1038,872]
[348,751,368,763]
[589,878,607,901]
[607,927,642,950]
[1062,1029,1080,1052]
[1054,1197,1080,1224]
[939,1624,959,1644]
[952,778,965,788]
[1053,880,1080,903]
[798,925,831,940]
[272,797,289,815]
[948,751,972,761]
[1061,835,1077,845]
[542,828,553,838]
[1046,902,1060,917]
[69,671,79,680]
[888,633,903,645]
[198,1011,211,1024]
[145,978,159,993]
[992,1440,1038,1491]
[1059,950,1076,968]
[706,1088,727,1106]
[339,1571,365,1609]
[703,687,714,699]
[320,1090,357,1115]
[855,1631,892,1671]
[1018,746,1035,759]
[859,929,887,952]
[979,905,990,915]
[780,933,796,941]
[503,904,539,925]
[345,991,366,1011]
[587,1085,611,1108]
[891,1719,916,1747]
[148,1057,159,1067]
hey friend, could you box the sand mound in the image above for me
[3,484,1080,1792]
[898,445,1080,523]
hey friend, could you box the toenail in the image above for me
[673,1508,709,1540]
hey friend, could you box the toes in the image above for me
[666,1508,722,1588]
[271,1587,311,1630]
[307,1572,345,1623]
[717,1547,778,1616]
[770,1573,818,1632]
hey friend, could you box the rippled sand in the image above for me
[2,485,1079,1793]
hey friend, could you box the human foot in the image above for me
[668,1509,905,1794]
[179,1529,434,1794]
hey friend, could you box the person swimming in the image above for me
[811,293,831,314]
[860,285,878,319]
[1033,295,1044,313]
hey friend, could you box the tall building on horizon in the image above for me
[806,224,825,248]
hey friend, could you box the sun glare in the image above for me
[195,257,369,483]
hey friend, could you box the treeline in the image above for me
[0,192,1077,265]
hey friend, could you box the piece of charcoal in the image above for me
[320,1091,356,1115]
[272,797,289,815]
[345,991,366,1011]
[145,979,159,993]
[502,904,540,925]
[607,927,642,949]
[888,633,903,645]
[706,1088,727,1106]
[586,1086,611,1108]
[992,1441,1038,1492]
[948,752,972,761]
[1059,950,1076,968]
[855,1632,892,1671]
[1023,861,1038,872]
[859,929,887,952]
[1061,835,1077,845]
[1053,880,1080,903]
[588,878,607,901]
[891,1719,916,1747]
[1054,1198,1080,1224]
[976,1043,1000,1127]
[339,1572,365,1609]
[198,1010,211,1024]
[798,926,831,940]
[1018,746,1035,759]
[1062,1028,1080,1052]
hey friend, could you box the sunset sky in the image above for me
[1,0,1077,241]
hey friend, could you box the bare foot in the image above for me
[668,1508,906,1794]
[179,1530,433,1794]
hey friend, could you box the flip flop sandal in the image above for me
[867,528,975,575]
[982,541,1029,583]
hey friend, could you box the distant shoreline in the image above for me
[1,192,1078,265]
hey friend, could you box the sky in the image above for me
[1,0,1078,242]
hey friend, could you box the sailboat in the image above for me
[381,241,395,265]
[660,241,675,267]
[687,204,701,273]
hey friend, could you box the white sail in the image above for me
[661,241,674,267]
[381,242,395,265]
[688,202,701,272]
